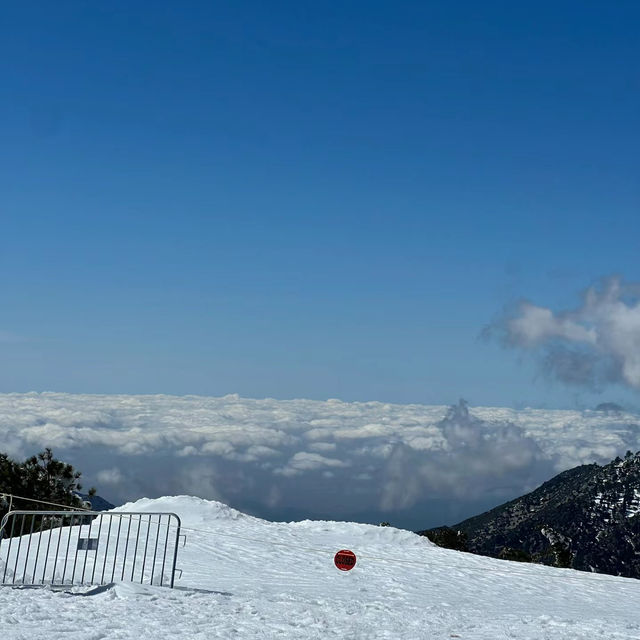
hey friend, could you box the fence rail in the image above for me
[0,510,181,588]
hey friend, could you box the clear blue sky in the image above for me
[1,1,638,408]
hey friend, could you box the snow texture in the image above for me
[1,496,640,639]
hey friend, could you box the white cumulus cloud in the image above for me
[96,467,124,485]
[497,277,640,391]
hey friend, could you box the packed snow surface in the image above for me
[2,496,640,638]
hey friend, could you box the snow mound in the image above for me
[2,495,640,638]
[114,495,260,527]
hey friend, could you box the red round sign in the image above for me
[334,549,357,571]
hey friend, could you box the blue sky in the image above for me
[1,1,639,408]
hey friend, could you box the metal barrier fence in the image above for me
[0,510,181,588]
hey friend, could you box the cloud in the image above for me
[275,451,349,477]
[0,392,638,528]
[379,400,550,511]
[494,277,640,391]
[95,468,124,485]
[507,303,596,346]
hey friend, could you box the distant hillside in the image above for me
[73,492,115,511]
[419,451,640,579]
[594,402,624,414]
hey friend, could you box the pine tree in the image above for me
[0,449,89,533]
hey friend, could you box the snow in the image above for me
[2,496,640,638]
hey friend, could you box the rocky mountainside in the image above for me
[419,451,640,578]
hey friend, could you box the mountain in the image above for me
[420,451,640,578]
[594,402,625,414]
[73,492,115,511]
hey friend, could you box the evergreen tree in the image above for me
[0,449,91,534]
[420,527,469,551]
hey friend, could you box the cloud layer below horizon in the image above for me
[1,392,639,528]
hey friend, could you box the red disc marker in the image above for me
[334,549,357,571]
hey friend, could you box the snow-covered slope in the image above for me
[2,495,640,639]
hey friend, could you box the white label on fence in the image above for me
[77,538,99,551]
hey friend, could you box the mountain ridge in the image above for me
[420,451,640,578]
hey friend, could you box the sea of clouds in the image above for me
[2,392,639,529]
